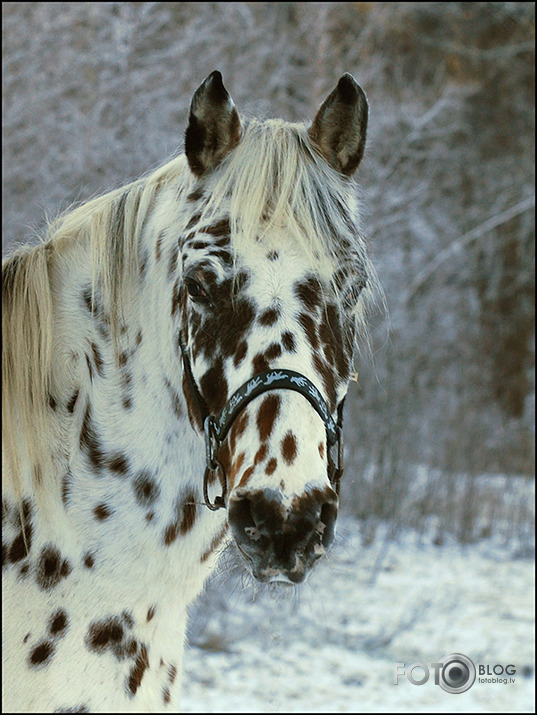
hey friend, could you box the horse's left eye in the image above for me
[184,277,209,304]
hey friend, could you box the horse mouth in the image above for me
[232,530,326,585]
[265,573,298,585]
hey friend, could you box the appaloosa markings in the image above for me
[3,70,379,711]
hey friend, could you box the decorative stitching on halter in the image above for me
[213,369,338,445]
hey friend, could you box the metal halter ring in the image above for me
[203,417,227,510]
[203,460,227,511]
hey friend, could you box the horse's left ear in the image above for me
[309,74,368,176]
[184,70,241,177]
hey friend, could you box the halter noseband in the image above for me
[180,341,344,510]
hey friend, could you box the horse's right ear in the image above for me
[309,74,368,176]
[184,71,241,177]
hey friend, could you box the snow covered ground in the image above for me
[182,516,534,713]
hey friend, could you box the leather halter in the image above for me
[179,340,344,510]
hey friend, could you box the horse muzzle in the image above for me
[227,485,338,583]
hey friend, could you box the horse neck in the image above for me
[43,225,227,607]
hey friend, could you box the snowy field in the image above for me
[182,516,534,713]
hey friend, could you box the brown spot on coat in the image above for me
[185,212,202,231]
[281,432,298,465]
[164,523,178,546]
[53,705,89,713]
[252,353,270,374]
[200,358,228,413]
[86,618,124,653]
[258,307,280,326]
[168,242,179,280]
[147,606,156,622]
[67,390,79,413]
[164,378,183,418]
[49,610,68,636]
[230,412,249,452]
[238,466,255,488]
[202,217,231,237]
[282,331,296,352]
[218,297,256,358]
[133,472,160,507]
[82,286,95,313]
[257,394,280,442]
[122,611,134,629]
[90,342,105,377]
[298,312,319,349]
[319,303,350,380]
[313,354,337,411]
[234,340,248,367]
[36,546,72,590]
[266,458,277,475]
[295,276,323,312]
[85,354,93,381]
[182,371,204,432]
[29,641,55,666]
[80,404,106,471]
[200,524,229,563]
[230,452,245,489]
[108,453,130,476]
[265,343,282,360]
[127,644,149,696]
[171,280,181,317]
[179,491,197,535]
[94,503,113,521]
[61,473,72,506]
[254,444,267,465]
[187,187,204,202]
[83,553,95,569]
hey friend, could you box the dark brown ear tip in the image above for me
[206,70,223,88]
[204,70,228,101]
[337,73,364,104]
[208,69,223,82]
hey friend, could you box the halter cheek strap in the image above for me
[179,340,345,510]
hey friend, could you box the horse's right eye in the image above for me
[184,277,210,304]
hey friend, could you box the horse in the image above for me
[2,70,378,712]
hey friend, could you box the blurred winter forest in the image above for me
[2,2,535,546]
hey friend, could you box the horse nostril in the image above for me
[320,500,338,548]
[228,495,260,544]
